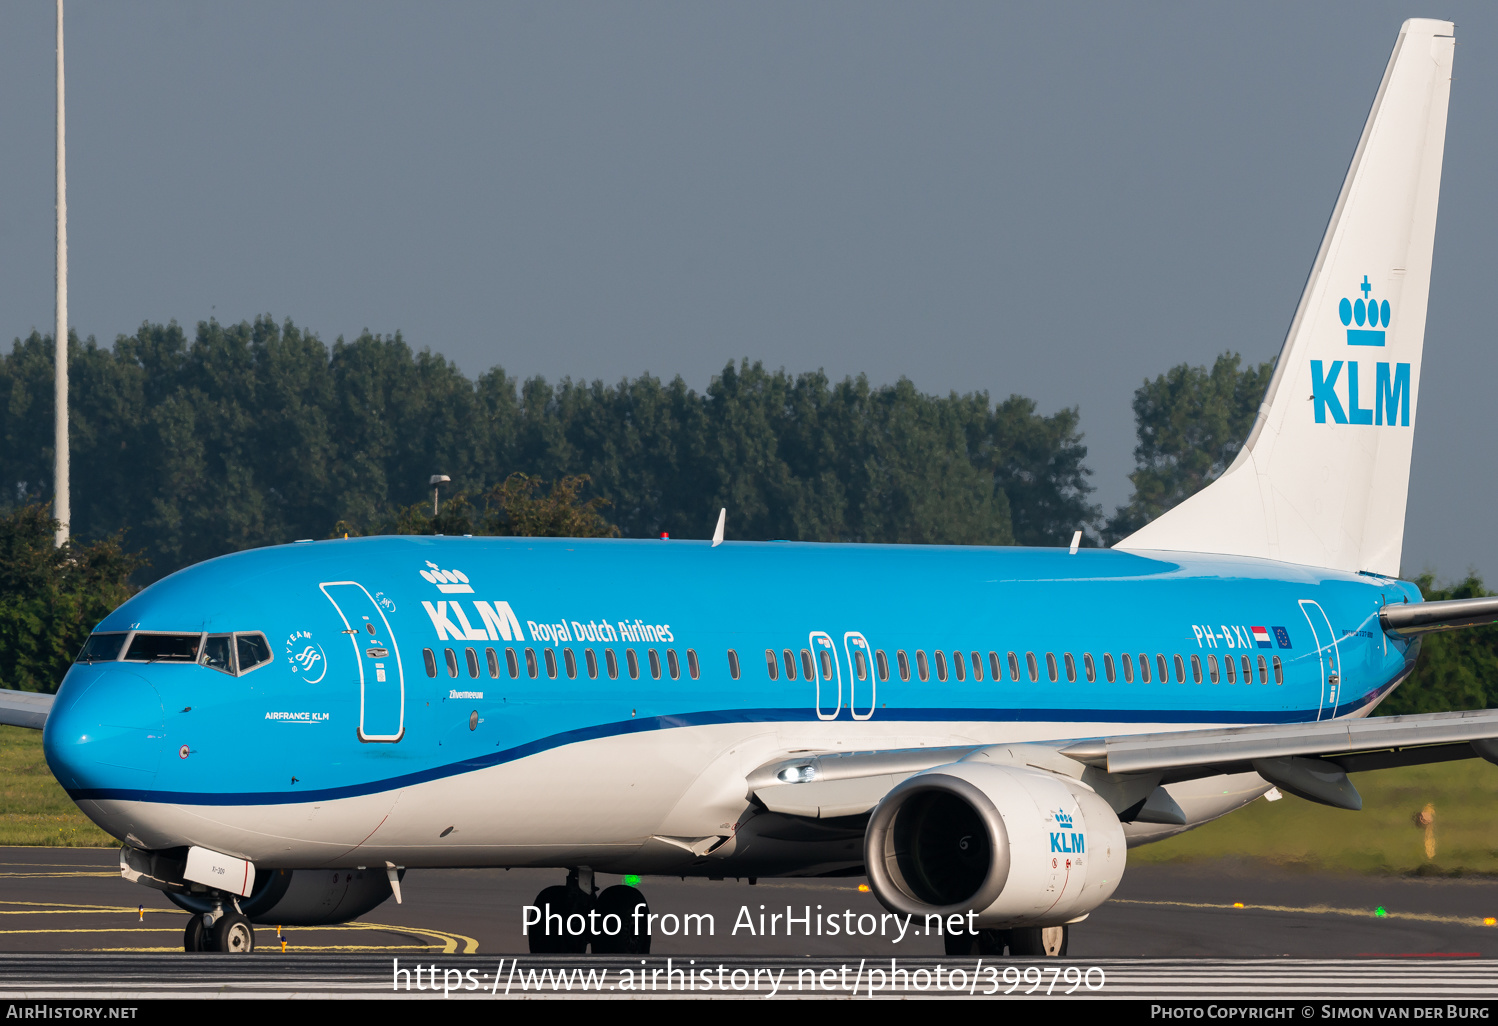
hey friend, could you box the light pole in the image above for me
[53,0,69,547]
[429,475,450,516]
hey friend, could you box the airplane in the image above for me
[3,17,1495,957]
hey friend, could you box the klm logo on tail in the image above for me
[1311,275,1411,427]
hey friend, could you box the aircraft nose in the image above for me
[44,668,166,794]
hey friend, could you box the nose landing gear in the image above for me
[526,868,651,954]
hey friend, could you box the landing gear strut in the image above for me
[527,869,651,955]
[944,925,1068,957]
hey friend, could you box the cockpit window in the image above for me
[235,633,273,674]
[125,633,202,663]
[75,632,128,663]
[201,635,234,674]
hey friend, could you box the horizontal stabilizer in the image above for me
[0,689,53,730]
[1380,596,1498,636]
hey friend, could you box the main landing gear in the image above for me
[944,925,1068,957]
[183,901,255,953]
[527,868,651,955]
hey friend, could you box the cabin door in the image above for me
[1299,600,1342,720]
[843,632,876,720]
[321,581,406,742]
[809,631,842,720]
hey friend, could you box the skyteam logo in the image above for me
[420,561,473,594]
[1050,808,1084,854]
[1311,275,1410,427]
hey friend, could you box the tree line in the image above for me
[0,316,1492,714]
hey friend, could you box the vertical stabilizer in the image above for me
[1117,19,1453,577]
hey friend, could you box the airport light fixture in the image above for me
[430,474,451,516]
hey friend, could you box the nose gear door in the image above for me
[321,581,406,742]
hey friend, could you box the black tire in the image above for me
[944,928,1008,956]
[209,912,255,954]
[591,885,650,955]
[1008,925,1067,957]
[183,915,208,953]
[527,884,594,954]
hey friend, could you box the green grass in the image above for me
[0,725,117,847]
[1132,758,1498,875]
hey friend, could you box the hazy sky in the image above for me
[1,2,1494,581]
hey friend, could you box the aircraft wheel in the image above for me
[1008,925,1067,956]
[944,927,1008,956]
[591,885,650,955]
[183,915,209,953]
[210,912,255,953]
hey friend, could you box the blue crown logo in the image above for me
[1055,809,1073,829]
[1338,275,1389,347]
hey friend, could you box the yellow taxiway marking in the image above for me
[1111,897,1487,928]
[0,872,117,879]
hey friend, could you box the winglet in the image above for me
[711,508,726,548]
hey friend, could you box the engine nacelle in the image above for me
[166,866,397,926]
[864,762,1125,928]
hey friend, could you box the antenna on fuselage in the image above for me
[711,507,726,547]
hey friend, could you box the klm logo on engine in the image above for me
[1311,275,1410,427]
[1049,809,1084,854]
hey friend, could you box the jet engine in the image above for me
[863,762,1125,928]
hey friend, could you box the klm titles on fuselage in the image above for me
[1311,275,1411,427]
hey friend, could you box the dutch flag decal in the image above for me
[1251,626,1273,649]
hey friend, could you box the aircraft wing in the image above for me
[748,708,1498,818]
[0,688,53,730]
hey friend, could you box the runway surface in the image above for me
[0,847,1495,998]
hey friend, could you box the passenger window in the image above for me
[819,650,833,681]
[934,650,948,682]
[1172,654,1184,683]
[1138,654,1150,683]
[1084,653,1096,683]
[466,648,480,678]
[487,648,500,678]
[1008,652,1021,681]
[626,649,640,679]
[1157,655,1169,683]
[800,650,814,681]
[1273,656,1283,685]
[988,652,1002,681]
[949,651,961,682]
[422,648,437,678]
[506,647,519,678]
[783,649,797,681]
[1120,653,1132,683]
[1224,654,1236,683]
[648,649,661,680]
[916,650,929,682]
[544,649,558,679]
[564,649,578,679]
[1045,652,1058,682]
[606,649,619,679]
[586,649,599,679]
[235,633,272,672]
[765,649,779,680]
[1063,653,1076,683]
[1190,654,1201,684]
[853,650,867,681]
[667,650,680,680]
[1258,655,1268,684]
[445,648,460,678]
[897,650,910,681]
[525,648,539,678]
[876,651,890,682]
[687,649,700,679]
[1242,655,1252,683]
[970,652,982,682]
[1206,654,1218,684]
[1102,653,1114,683]
[202,635,234,675]
[727,649,741,680]
[1025,652,1039,683]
